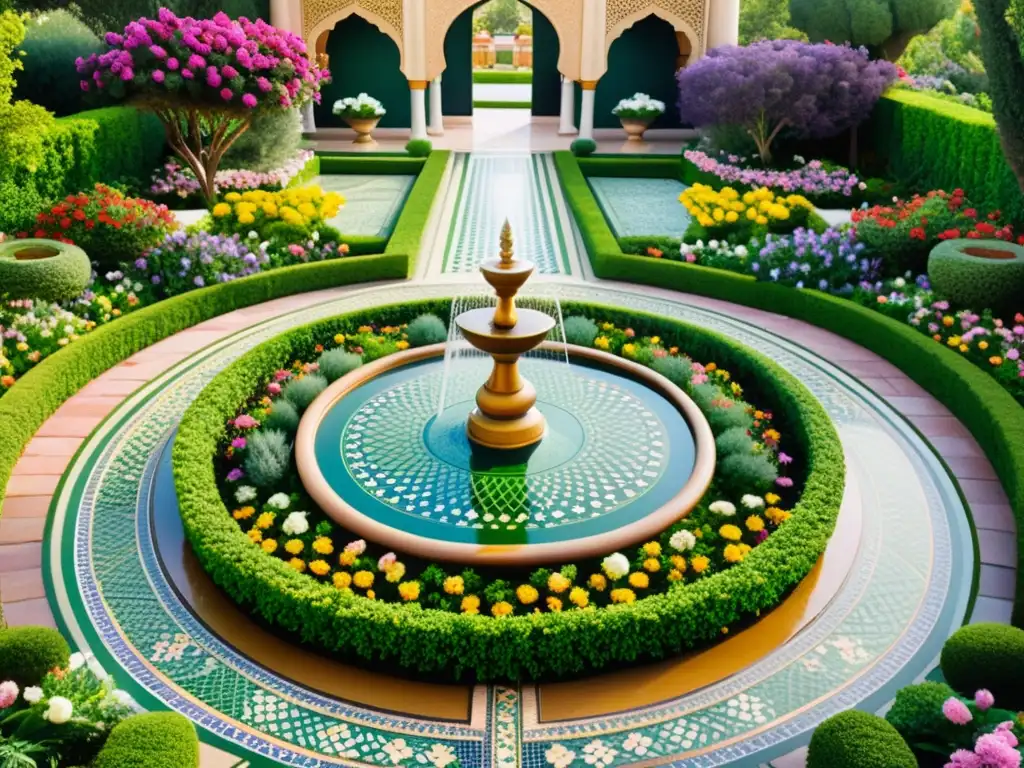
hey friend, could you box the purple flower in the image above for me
[775,477,794,488]
[231,437,247,450]
[152,69,165,83]
[942,697,973,726]
[242,93,258,108]
[778,452,792,464]
[226,468,244,482]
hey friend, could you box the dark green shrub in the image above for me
[263,400,299,435]
[563,316,599,346]
[0,626,71,686]
[620,236,682,261]
[941,623,1024,709]
[222,109,302,172]
[718,453,778,492]
[570,138,597,157]
[0,239,92,302]
[282,373,328,410]
[715,426,755,458]
[807,710,917,768]
[242,429,291,487]
[14,10,102,117]
[317,349,362,382]
[885,681,959,745]
[405,139,433,157]
[651,354,692,389]
[406,313,447,347]
[93,712,199,768]
[0,178,46,235]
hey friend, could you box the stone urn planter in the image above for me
[343,116,381,145]
[927,238,1024,316]
[619,117,653,142]
[0,238,92,303]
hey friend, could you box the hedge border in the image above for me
[554,148,1023,625]
[317,154,427,175]
[172,298,843,682]
[472,70,533,84]
[473,100,532,109]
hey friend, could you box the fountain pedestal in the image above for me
[455,223,555,451]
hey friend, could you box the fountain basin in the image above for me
[455,307,556,356]
[295,342,716,566]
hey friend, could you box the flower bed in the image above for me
[173,299,844,681]
[149,150,317,207]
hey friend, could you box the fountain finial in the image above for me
[498,220,514,269]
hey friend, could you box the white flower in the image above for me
[248,230,258,240]
[68,652,86,671]
[858,181,868,190]
[601,552,630,580]
[267,493,291,510]
[281,511,309,536]
[44,696,73,724]
[709,500,736,516]
[709,239,719,249]
[894,277,906,288]
[669,529,696,552]
[311,230,320,242]
[741,494,764,509]
[623,732,653,755]
[545,744,576,768]
[734,244,748,258]
[235,486,258,504]
[382,738,413,764]
[423,743,458,767]
[108,689,134,708]
[793,154,806,165]
[23,686,43,704]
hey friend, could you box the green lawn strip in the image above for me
[383,150,451,276]
[317,154,426,175]
[473,100,532,110]
[472,70,533,84]
[555,148,1024,627]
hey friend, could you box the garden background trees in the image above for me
[739,0,806,44]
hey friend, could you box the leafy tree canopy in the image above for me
[739,0,807,44]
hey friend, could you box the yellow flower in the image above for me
[546,596,563,612]
[724,544,744,563]
[691,555,710,574]
[444,575,464,595]
[491,601,513,617]
[15,342,28,352]
[262,202,278,217]
[333,571,352,589]
[212,202,232,217]
[765,493,781,505]
[261,538,277,554]
[398,581,421,601]
[396,340,410,350]
[979,341,989,351]
[643,541,662,557]
[668,568,683,581]
[385,562,406,583]
[461,595,480,614]
[725,210,738,223]
[334,333,346,345]
[650,336,661,345]
[224,192,242,203]
[353,570,374,589]
[943,315,955,327]
[285,539,304,555]
[621,343,636,357]
[255,512,275,530]
[628,572,649,589]
[309,559,330,576]
[755,215,768,225]
[766,507,791,525]
[366,589,375,600]
[610,588,636,604]
[238,212,256,225]
[289,557,306,572]
[746,515,765,532]
[339,550,357,567]
[313,536,334,555]
[601,322,615,331]
[643,557,661,573]
[247,528,262,543]
[719,524,742,542]
[516,584,539,604]
[569,586,589,608]
[547,573,571,593]
[670,554,687,572]
[588,573,607,591]
[595,336,610,350]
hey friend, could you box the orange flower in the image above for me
[990,355,1004,366]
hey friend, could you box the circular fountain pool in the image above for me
[295,343,715,566]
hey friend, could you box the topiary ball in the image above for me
[318,349,363,383]
[0,626,71,687]
[243,429,292,488]
[263,400,300,435]
[94,712,199,768]
[885,681,959,744]
[563,316,599,347]
[927,239,1024,316]
[13,10,102,117]
[652,355,693,390]
[406,139,433,157]
[718,452,778,493]
[715,426,755,458]
[571,138,597,157]
[808,710,917,768]
[941,623,1024,709]
[0,239,92,303]
[283,374,328,411]
[407,314,448,347]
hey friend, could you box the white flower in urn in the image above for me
[333,93,387,119]
[281,511,309,536]
[669,529,697,552]
[601,552,630,580]
[612,92,666,119]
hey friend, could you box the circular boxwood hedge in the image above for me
[93,712,199,768]
[0,625,71,687]
[0,239,92,303]
[808,710,917,768]
[173,299,844,681]
[941,622,1024,709]
[927,238,1024,315]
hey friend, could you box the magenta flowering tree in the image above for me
[677,40,897,164]
[77,8,328,205]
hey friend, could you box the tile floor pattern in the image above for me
[316,174,416,237]
[588,177,692,239]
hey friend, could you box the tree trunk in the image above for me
[974,0,1024,194]
[878,29,918,61]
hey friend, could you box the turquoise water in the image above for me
[316,174,415,237]
[589,176,691,238]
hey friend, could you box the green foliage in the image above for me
[93,712,200,768]
[475,0,525,35]
[263,399,299,434]
[242,429,291,487]
[0,9,25,103]
[472,69,532,84]
[927,239,1024,315]
[222,109,302,172]
[384,151,452,278]
[282,373,328,410]
[570,138,597,157]
[0,626,71,687]
[808,710,917,768]
[563,316,599,346]
[651,354,692,388]
[0,100,56,183]
[0,176,45,235]
[14,10,102,117]
[317,348,363,382]
[885,681,959,744]
[317,155,426,175]
[0,240,92,302]
[472,100,531,109]
[941,623,1024,709]
[739,0,807,44]
[406,313,448,347]
[405,139,433,157]
[719,452,779,492]
[715,426,756,458]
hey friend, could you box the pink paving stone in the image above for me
[856,377,902,396]
[966,504,1015,532]
[925,436,986,458]
[883,397,954,418]
[0,568,45,602]
[21,437,81,458]
[0,543,41,573]
[0,516,45,545]
[841,359,908,378]
[75,378,141,397]
[907,415,973,439]
[53,396,123,419]
[944,455,999,481]
[978,529,1018,569]
[11,455,72,476]
[0,598,56,628]
[34,416,104,439]
[960,479,1010,506]
[882,377,933,397]
[0,496,50,519]
[106,358,190,381]
[4,474,60,497]
[979,565,1017,600]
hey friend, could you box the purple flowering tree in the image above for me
[677,41,897,164]
[77,9,328,206]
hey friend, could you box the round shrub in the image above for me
[406,139,433,157]
[13,10,103,117]
[242,429,291,488]
[808,710,917,768]
[263,400,300,435]
[0,626,71,687]
[652,354,693,389]
[563,316,599,347]
[318,349,363,383]
[705,398,753,433]
[718,453,778,492]
[93,712,199,768]
[715,426,755,458]
[570,138,597,157]
[0,239,92,302]
[406,314,448,347]
[941,623,1024,709]
[283,373,328,411]
[885,681,959,744]
[927,239,1024,315]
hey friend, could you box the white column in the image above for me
[428,76,444,136]
[558,76,577,135]
[302,101,316,133]
[706,0,740,51]
[270,0,293,31]
[579,85,596,140]
[410,83,428,140]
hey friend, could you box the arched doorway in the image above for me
[314,15,410,129]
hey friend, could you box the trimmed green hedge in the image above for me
[555,148,1024,626]
[808,710,917,768]
[93,712,199,768]
[473,70,532,84]
[473,100,532,109]
[172,299,843,681]
[867,90,1024,223]
[318,154,427,175]
[385,150,450,276]
[580,156,684,180]
[941,623,1024,709]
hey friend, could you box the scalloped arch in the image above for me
[304,0,406,72]
[604,0,706,71]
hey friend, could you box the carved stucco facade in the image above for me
[605,0,707,55]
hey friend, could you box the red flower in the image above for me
[964,208,977,219]
[976,222,995,235]
[966,230,983,239]
[72,209,86,221]
[909,227,927,241]
[59,217,72,229]
[938,228,961,240]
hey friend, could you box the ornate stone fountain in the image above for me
[454,221,555,451]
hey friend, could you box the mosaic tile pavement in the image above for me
[588,177,691,239]
[44,281,973,767]
[316,174,416,237]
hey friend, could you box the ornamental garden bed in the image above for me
[173,298,844,682]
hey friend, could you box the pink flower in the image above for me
[152,69,165,83]
[80,80,90,91]
[226,468,244,482]
[377,552,397,571]
[233,414,260,430]
[974,732,1022,766]
[267,382,282,396]
[288,244,305,257]
[345,539,367,554]
[120,67,134,81]
[975,689,995,711]
[181,68,194,79]
[149,44,167,58]
[942,697,973,726]
[946,749,983,768]
[778,452,793,465]
[166,57,179,70]
[187,54,205,70]
[685,253,697,263]
[220,87,234,101]
[242,93,258,108]
[624,328,635,338]
[231,437,247,450]
[0,681,18,709]
[222,64,239,78]
[273,370,292,382]
[775,477,794,488]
